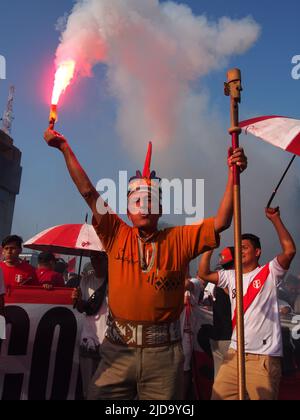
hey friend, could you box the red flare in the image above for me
[49,104,57,126]
[48,60,75,128]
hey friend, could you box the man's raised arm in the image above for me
[44,128,105,224]
[265,207,296,270]
[198,250,219,285]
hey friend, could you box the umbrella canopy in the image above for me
[240,115,300,156]
[24,224,105,257]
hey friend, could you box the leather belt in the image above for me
[106,311,181,348]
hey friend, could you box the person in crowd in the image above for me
[54,258,68,281]
[180,271,204,399]
[0,235,37,287]
[72,252,108,399]
[202,247,233,379]
[44,126,247,400]
[36,252,65,289]
[198,207,296,400]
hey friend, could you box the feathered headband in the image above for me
[128,142,161,201]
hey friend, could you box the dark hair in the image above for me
[38,252,56,265]
[242,234,261,250]
[55,259,68,274]
[2,235,23,248]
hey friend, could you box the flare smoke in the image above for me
[55,0,260,155]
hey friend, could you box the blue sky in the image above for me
[0,0,299,270]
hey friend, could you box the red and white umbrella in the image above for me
[24,224,105,257]
[240,115,300,207]
[240,115,300,155]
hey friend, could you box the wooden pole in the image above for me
[224,68,246,400]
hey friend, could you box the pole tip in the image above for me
[227,68,242,83]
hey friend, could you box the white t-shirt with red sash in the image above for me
[218,258,286,357]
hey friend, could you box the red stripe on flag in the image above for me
[5,286,74,305]
[286,132,300,156]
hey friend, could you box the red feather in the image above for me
[142,142,152,178]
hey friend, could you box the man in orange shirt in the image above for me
[44,128,247,400]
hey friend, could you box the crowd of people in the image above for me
[0,125,299,401]
[0,234,110,399]
[0,220,299,400]
[0,234,70,289]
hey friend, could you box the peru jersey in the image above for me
[218,258,286,356]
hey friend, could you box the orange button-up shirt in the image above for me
[93,213,218,323]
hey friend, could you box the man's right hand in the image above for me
[265,207,280,222]
[44,128,67,150]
